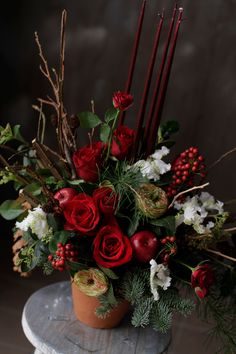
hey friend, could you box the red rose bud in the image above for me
[73,141,105,183]
[93,187,118,215]
[111,125,135,160]
[63,193,100,235]
[191,264,214,299]
[93,225,133,268]
[112,91,133,111]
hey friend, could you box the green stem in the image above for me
[105,109,120,160]
[174,259,194,271]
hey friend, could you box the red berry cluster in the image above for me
[160,235,177,264]
[48,242,78,271]
[166,147,206,198]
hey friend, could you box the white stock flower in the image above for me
[132,146,171,181]
[15,206,49,239]
[150,259,171,301]
[174,192,224,234]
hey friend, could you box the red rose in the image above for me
[112,91,133,111]
[73,141,105,183]
[93,225,133,268]
[93,187,118,215]
[63,193,100,235]
[111,125,135,160]
[191,264,214,299]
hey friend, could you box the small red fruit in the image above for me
[54,188,77,207]
[130,231,159,263]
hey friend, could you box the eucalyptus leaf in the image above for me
[0,199,24,220]
[79,111,101,129]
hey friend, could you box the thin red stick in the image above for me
[133,12,164,158]
[118,0,147,126]
[147,7,183,156]
[143,4,177,155]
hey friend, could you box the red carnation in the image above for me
[73,141,105,183]
[111,125,135,160]
[191,264,214,299]
[112,91,133,111]
[93,225,133,268]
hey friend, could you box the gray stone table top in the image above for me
[22,281,171,354]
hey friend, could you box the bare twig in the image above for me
[208,147,236,170]
[223,227,236,233]
[206,248,236,263]
[32,139,63,180]
[168,182,210,208]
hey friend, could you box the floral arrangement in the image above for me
[1,5,236,354]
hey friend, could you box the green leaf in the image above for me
[104,107,117,123]
[13,125,26,143]
[100,123,111,143]
[79,111,101,129]
[150,216,176,234]
[0,123,13,144]
[67,179,84,185]
[127,213,140,237]
[47,213,63,232]
[24,183,42,196]
[98,266,119,280]
[160,120,179,138]
[0,199,24,220]
[49,230,70,253]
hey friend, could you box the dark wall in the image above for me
[1,0,236,208]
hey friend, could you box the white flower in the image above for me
[131,146,171,181]
[150,259,171,301]
[174,192,224,234]
[15,206,49,239]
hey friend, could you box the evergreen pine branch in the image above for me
[160,288,195,317]
[120,270,149,305]
[131,297,154,328]
[149,301,172,332]
[96,284,118,319]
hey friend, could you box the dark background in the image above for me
[0,1,236,353]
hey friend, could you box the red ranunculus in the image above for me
[112,91,133,111]
[93,187,118,214]
[63,193,100,235]
[93,225,133,268]
[73,141,105,183]
[191,264,214,299]
[111,125,135,160]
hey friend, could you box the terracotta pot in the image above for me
[71,280,130,329]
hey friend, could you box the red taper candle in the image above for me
[133,12,164,158]
[143,4,177,155]
[147,7,183,156]
[119,0,147,126]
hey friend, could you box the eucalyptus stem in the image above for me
[106,109,120,160]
